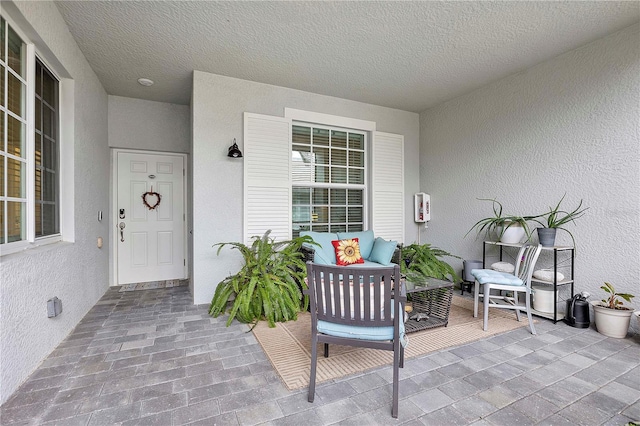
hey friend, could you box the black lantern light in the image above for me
[227,138,243,158]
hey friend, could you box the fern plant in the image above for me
[209,230,316,328]
[400,243,462,284]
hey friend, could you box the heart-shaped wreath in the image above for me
[142,187,162,210]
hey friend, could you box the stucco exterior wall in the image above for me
[1,2,110,403]
[191,72,420,304]
[108,96,190,153]
[419,24,640,328]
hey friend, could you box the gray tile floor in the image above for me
[1,285,639,426]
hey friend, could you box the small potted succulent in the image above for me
[534,194,588,247]
[591,282,635,338]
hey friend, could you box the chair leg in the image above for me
[324,343,329,358]
[392,343,399,418]
[483,284,490,331]
[400,343,405,368]
[525,291,537,335]
[308,337,318,403]
[514,291,522,322]
[473,280,480,318]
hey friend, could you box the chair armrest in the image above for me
[300,245,315,263]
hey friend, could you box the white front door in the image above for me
[116,151,186,284]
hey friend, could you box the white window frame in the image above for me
[0,11,74,256]
[291,122,368,234]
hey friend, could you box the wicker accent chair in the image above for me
[471,244,542,335]
[304,262,407,418]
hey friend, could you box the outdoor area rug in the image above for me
[252,296,534,390]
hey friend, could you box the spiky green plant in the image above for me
[400,243,462,284]
[600,282,634,310]
[209,230,316,328]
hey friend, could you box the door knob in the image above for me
[119,222,126,242]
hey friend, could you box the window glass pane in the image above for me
[0,201,4,243]
[0,157,4,197]
[348,189,362,205]
[348,168,364,185]
[312,188,328,204]
[348,207,363,223]
[42,204,58,236]
[35,133,42,166]
[347,223,363,232]
[42,69,56,106]
[348,151,363,167]
[1,17,5,61]
[44,138,56,170]
[292,206,310,224]
[35,98,41,131]
[292,187,310,205]
[0,65,4,108]
[330,224,346,233]
[35,202,41,236]
[7,114,25,158]
[349,133,364,150]
[35,167,41,200]
[43,171,55,201]
[6,201,25,243]
[311,224,328,233]
[330,189,346,205]
[36,62,42,97]
[330,167,347,184]
[314,147,329,165]
[331,130,347,148]
[42,105,53,137]
[292,125,310,145]
[331,149,346,167]
[7,26,26,78]
[7,72,25,118]
[314,165,329,183]
[314,206,328,223]
[292,147,311,183]
[313,128,329,146]
[7,157,24,198]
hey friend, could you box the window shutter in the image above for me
[244,113,292,244]
[371,131,404,244]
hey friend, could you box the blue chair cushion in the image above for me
[337,231,375,260]
[300,231,339,264]
[369,237,397,265]
[470,269,523,286]
[317,303,408,347]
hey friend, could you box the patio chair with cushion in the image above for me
[305,262,407,418]
[471,244,542,335]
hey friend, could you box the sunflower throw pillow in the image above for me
[331,238,365,266]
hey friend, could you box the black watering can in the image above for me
[565,292,590,328]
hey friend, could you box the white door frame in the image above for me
[111,148,189,286]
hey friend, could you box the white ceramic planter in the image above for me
[591,301,633,338]
[635,311,640,331]
[499,223,526,244]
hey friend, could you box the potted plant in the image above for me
[466,198,538,244]
[209,230,316,329]
[591,282,635,338]
[534,194,588,247]
[400,243,461,284]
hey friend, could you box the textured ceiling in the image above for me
[54,1,639,112]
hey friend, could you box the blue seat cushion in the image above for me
[316,303,408,347]
[471,269,523,286]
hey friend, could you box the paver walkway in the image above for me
[1,285,638,425]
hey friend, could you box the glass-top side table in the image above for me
[403,277,454,333]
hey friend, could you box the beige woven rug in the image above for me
[252,296,533,390]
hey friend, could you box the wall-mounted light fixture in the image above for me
[227,138,243,158]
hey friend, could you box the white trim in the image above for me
[111,148,189,286]
[58,78,75,242]
[284,108,376,132]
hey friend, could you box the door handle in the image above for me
[119,222,126,242]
